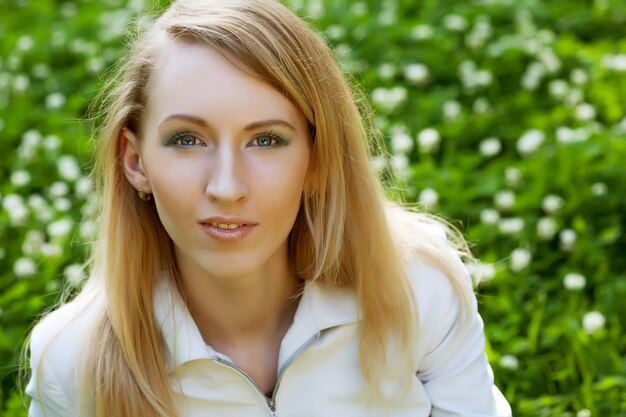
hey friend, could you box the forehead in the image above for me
[143,39,304,130]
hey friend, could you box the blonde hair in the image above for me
[36,0,475,416]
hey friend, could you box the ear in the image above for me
[121,127,151,193]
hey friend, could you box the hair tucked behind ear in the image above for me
[31,1,475,416]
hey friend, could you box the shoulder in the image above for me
[27,292,103,415]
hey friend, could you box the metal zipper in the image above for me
[212,330,320,417]
[269,331,321,412]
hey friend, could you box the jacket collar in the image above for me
[153,276,361,370]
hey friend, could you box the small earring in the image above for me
[137,190,151,201]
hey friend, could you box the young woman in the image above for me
[26,0,512,416]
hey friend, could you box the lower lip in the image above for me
[199,223,256,242]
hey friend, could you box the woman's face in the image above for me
[123,40,311,281]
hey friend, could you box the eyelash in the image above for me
[165,130,289,148]
[166,130,203,147]
[250,131,289,148]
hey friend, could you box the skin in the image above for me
[122,39,311,393]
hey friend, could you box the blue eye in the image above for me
[166,131,203,147]
[252,132,288,148]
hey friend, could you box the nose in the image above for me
[205,145,248,204]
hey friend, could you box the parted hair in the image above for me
[35,0,474,416]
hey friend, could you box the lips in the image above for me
[199,217,257,242]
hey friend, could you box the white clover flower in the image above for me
[60,2,77,17]
[45,92,66,110]
[64,263,85,287]
[43,134,61,152]
[325,24,345,41]
[378,7,397,26]
[411,24,434,40]
[480,208,500,225]
[556,126,589,144]
[443,14,468,32]
[498,218,524,235]
[49,181,70,198]
[370,155,386,175]
[560,228,577,251]
[390,126,414,154]
[17,35,34,52]
[371,86,407,112]
[564,272,586,290]
[403,63,430,84]
[542,194,564,214]
[466,262,497,283]
[86,56,104,74]
[548,79,569,99]
[32,63,51,78]
[575,103,596,122]
[47,218,73,239]
[517,129,545,156]
[601,54,626,72]
[417,128,441,153]
[57,155,81,181]
[10,170,31,187]
[75,176,94,198]
[475,70,493,87]
[505,167,523,188]
[510,248,531,272]
[591,182,607,196]
[472,97,491,114]
[521,62,544,90]
[13,74,30,93]
[27,193,47,210]
[18,129,42,161]
[390,154,410,177]
[53,197,72,212]
[583,311,606,334]
[537,217,557,240]
[570,68,588,85]
[377,63,396,80]
[418,188,439,209]
[442,100,461,122]
[499,354,519,370]
[494,190,515,211]
[81,195,99,218]
[14,257,37,278]
[465,17,492,49]
[3,194,28,226]
[350,2,368,17]
[79,221,97,241]
[577,409,592,417]
[479,137,501,157]
[22,230,45,256]
[40,243,62,257]
[538,48,561,73]
[333,43,352,59]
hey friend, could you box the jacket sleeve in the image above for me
[25,301,90,417]
[26,330,74,417]
[412,263,512,417]
[26,356,72,417]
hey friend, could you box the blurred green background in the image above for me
[1,0,625,416]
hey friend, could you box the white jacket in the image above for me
[27,262,512,417]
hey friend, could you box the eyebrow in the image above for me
[158,114,297,131]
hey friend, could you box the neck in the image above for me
[177,257,302,349]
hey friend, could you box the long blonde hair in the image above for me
[41,0,474,415]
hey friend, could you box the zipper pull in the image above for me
[267,397,277,417]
